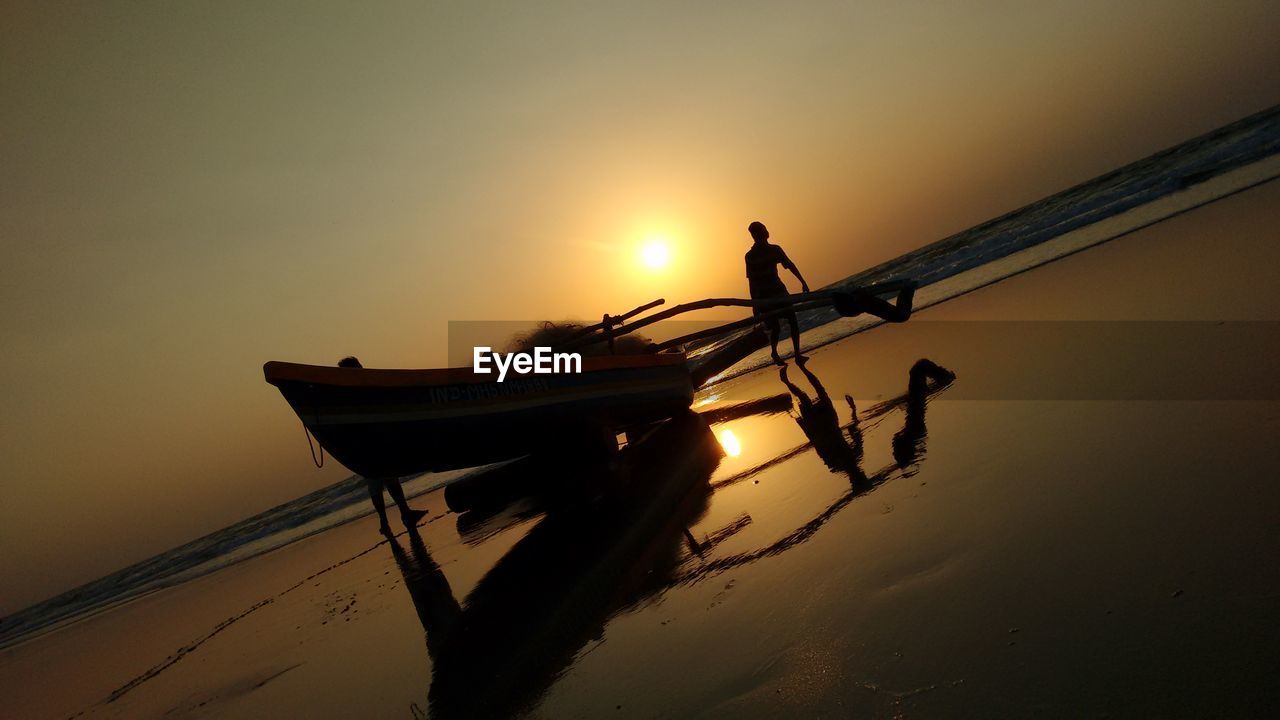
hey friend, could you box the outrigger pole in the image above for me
[561,280,917,354]
[560,297,666,343]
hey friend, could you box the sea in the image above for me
[2,104,1277,652]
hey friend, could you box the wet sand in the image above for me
[3,183,1279,719]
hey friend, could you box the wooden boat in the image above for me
[263,353,694,478]
[264,283,916,479]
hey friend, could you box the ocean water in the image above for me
[2,104,1277,652]
[0,466,492,649]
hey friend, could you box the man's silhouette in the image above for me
[745,221,810,365]
[337,356,430,535]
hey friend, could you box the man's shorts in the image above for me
[749,280,789,318]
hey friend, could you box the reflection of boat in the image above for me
[263,354,694,478]
[392,410,724,719]
[386,362,952,717]
[442,393,795,516]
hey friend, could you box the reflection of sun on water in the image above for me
[639,235,672,270]
[718,429,742,457]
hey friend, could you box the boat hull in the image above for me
[264,355,694,478]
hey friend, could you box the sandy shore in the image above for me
[3,183,1279,719]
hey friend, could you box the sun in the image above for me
[639,237,672,269]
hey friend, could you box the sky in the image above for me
[1,0,1278,615]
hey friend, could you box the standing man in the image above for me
[337,356,430,536]
[745,221,810,364]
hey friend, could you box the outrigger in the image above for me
[263,280,917,478]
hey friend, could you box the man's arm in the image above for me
[779,248,810,293]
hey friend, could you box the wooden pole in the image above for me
[559,279,916,353]
[558,293,829,352]
[559,298,665,342]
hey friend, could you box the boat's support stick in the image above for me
[648,300,835,353]
[561,280,917,353]
[560,297,665,343]
[558,294,827,352]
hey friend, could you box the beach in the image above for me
[3,180,1279,718]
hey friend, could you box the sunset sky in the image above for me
[2,1,1278,614]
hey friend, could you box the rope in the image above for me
[301,418,324,468]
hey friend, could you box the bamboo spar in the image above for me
[559,297,665,343]
[559,280,916,353]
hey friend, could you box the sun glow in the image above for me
[639,236,672,269]
[718,429,742,458]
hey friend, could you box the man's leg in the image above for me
[366,478,392,535]
[386,478,429,529]
[786,311,805,360]
[764,316,784,364]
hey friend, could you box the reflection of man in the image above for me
[745,221,810,365]
[779,358,955,484]
[778,363,862,476]
[387,528,460,663]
